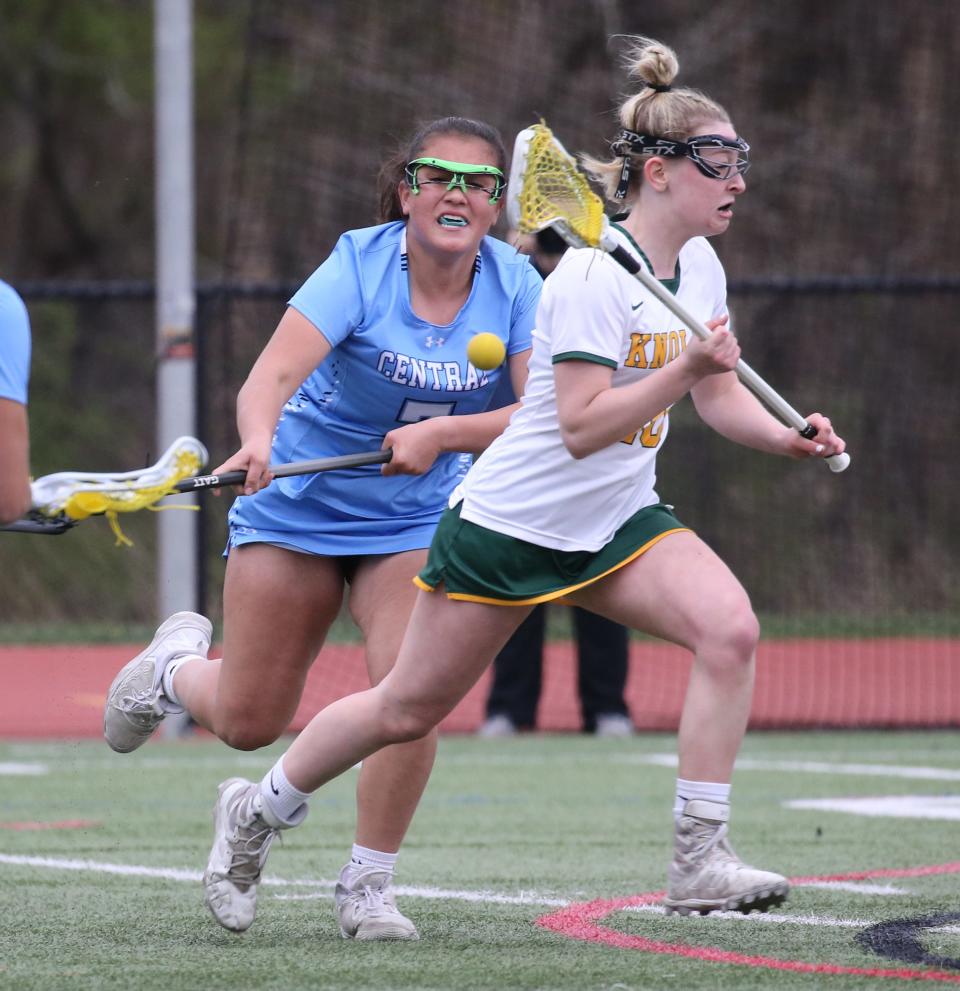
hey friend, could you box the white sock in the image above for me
[160,654,199,709]
[347,843,399,878]
[260,758,311,824]
[674,779,731,819]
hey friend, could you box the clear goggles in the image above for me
[405,157,505,204]
[611,130,751,189]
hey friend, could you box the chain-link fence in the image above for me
[2,0,958,643]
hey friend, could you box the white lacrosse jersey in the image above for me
[455,224,728,552]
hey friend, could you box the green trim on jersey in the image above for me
[611,222,681,295]
[415,501,689,605]
[552,350,618,367]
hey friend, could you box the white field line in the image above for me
[798,881,909,895]
[0,854,566,907]
[0,755,277,773]
[276,884,570,907]
[616,753,960,781]
[788,796,960,820]
[0,854,201,883]
[4,752,960,780]
[0,852,909,926]
[623,904,875,928]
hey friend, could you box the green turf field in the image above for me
[3,609,959,644]
[3,730,959,990]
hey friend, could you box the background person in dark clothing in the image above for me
[479,228,634,738]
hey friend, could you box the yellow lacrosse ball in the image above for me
[467,332,506,370]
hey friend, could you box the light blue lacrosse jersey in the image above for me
[228,221,541,555]
[0,280,31,405]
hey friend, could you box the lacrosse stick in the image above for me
[507,122,850,473]
[3,439,392,541]
[15,435,210,543]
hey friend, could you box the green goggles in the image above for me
[405,157,505,204]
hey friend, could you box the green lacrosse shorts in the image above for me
[414,501,689,605]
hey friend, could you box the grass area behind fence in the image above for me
[3,609,960,645]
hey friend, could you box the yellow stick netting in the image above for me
[513,123,605,248]
[58,445,205,546]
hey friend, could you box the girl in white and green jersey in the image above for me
[201,37,846,926]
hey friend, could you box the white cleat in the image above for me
[663,799,789,917]
[594,713,635,738]
[103,611,212,753]
[335,864,420,940]
[203,777,306,933]
[477,714,518,738]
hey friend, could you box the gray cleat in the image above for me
[203,777,307,933]
[103,611,212,753]
[663,799,789,916]
[335,864,420,940]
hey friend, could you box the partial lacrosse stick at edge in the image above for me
[2,438,392,540]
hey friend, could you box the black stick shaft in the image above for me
[1,449,393,534]
[1,516,75,535]
[174,448,392,491]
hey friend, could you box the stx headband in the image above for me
[405,157,506,204]
[610,130,751,199]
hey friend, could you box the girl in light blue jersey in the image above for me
[0,279,32,524]
[103,117,540,939]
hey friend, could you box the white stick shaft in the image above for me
[598,232,850,473]
[624,252,807,428]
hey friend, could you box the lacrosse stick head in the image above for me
[507,123,607,251]
[30,436,209,522]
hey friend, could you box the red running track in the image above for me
[1,638,957,738]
